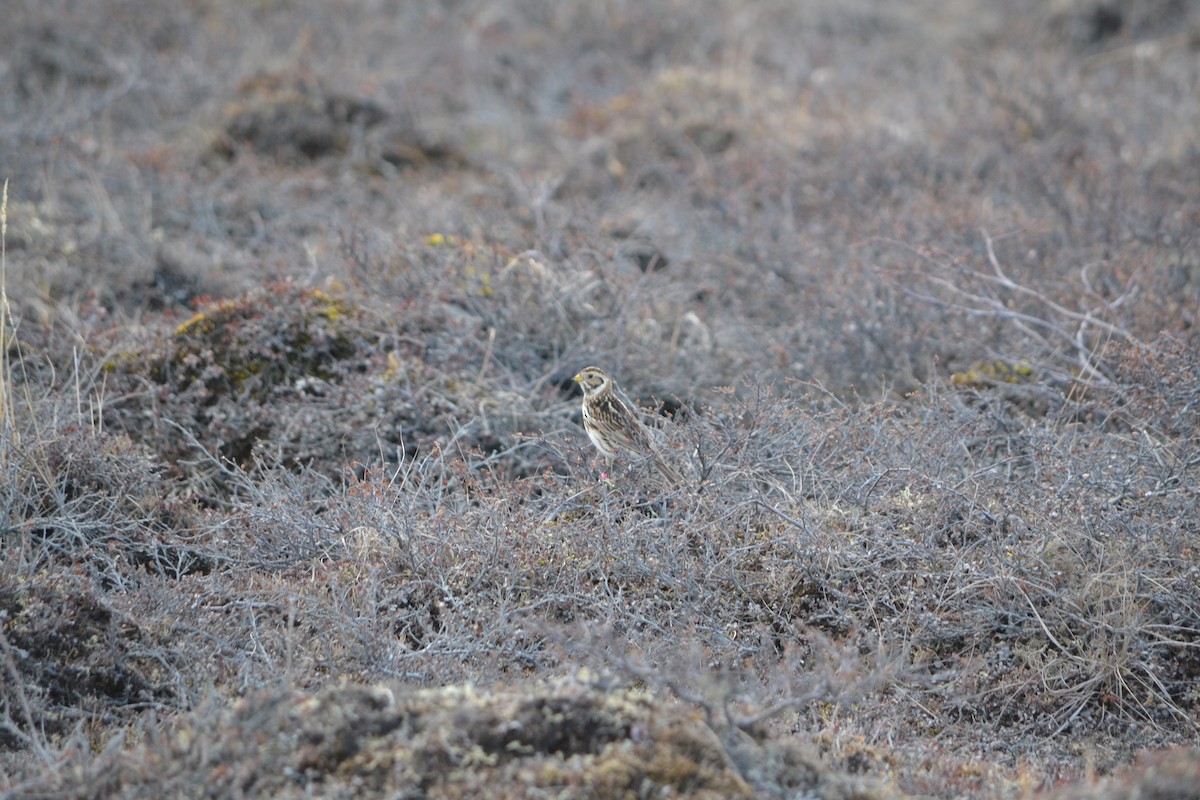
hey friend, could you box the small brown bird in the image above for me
[573,366,683,486]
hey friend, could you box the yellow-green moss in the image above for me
[165,285,362,401]
[951,359,1035,388]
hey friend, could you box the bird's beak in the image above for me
[573,373,584,383]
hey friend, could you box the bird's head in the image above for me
[573,366,611,397]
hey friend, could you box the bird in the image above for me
[573,366,683,486]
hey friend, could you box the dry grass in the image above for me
[2,0,1199,797]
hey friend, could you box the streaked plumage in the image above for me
[573,366,683,486]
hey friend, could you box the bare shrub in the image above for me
[3,0,1200,795]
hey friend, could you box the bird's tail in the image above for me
[651,450,685,489]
